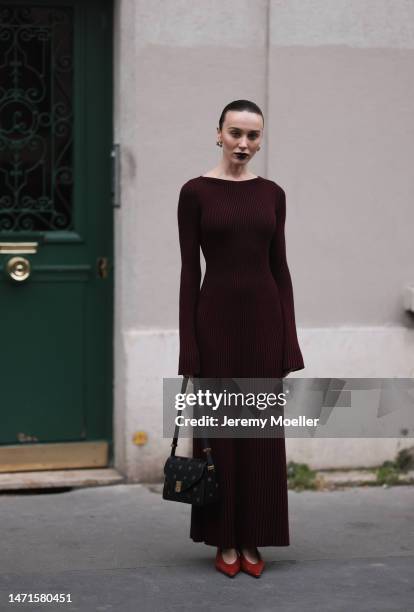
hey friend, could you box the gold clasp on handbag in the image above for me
[175,480,182,492]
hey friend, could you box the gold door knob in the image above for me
[6,256,31,282]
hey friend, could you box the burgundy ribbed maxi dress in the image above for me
[177,175,304,548]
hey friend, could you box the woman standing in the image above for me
[177,100,304,577]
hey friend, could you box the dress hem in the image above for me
[191,537,290,548]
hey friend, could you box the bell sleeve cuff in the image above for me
[269,187,305,377]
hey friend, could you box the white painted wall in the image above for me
[113,0,414,481]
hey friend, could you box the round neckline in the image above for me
[198,175,261,183]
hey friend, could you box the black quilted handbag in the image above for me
[162,376,220,506]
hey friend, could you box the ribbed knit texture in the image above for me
[177,175,305,547]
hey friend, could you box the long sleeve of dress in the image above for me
[177,183,201,375]
[269,188,305,377]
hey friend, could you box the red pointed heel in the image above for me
[215,548,241,577]
[238,548,265,578]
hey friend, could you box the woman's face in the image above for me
[217,110,263,166]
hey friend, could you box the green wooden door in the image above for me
[0,1,113,457]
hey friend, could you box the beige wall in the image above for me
[113,0,414,480]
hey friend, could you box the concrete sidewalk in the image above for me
[0,482,413,612]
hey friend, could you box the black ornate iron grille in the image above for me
[0,6,74,232]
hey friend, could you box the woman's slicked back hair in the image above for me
[218,100,264,130]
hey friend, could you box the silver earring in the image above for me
[216,141,222,147]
